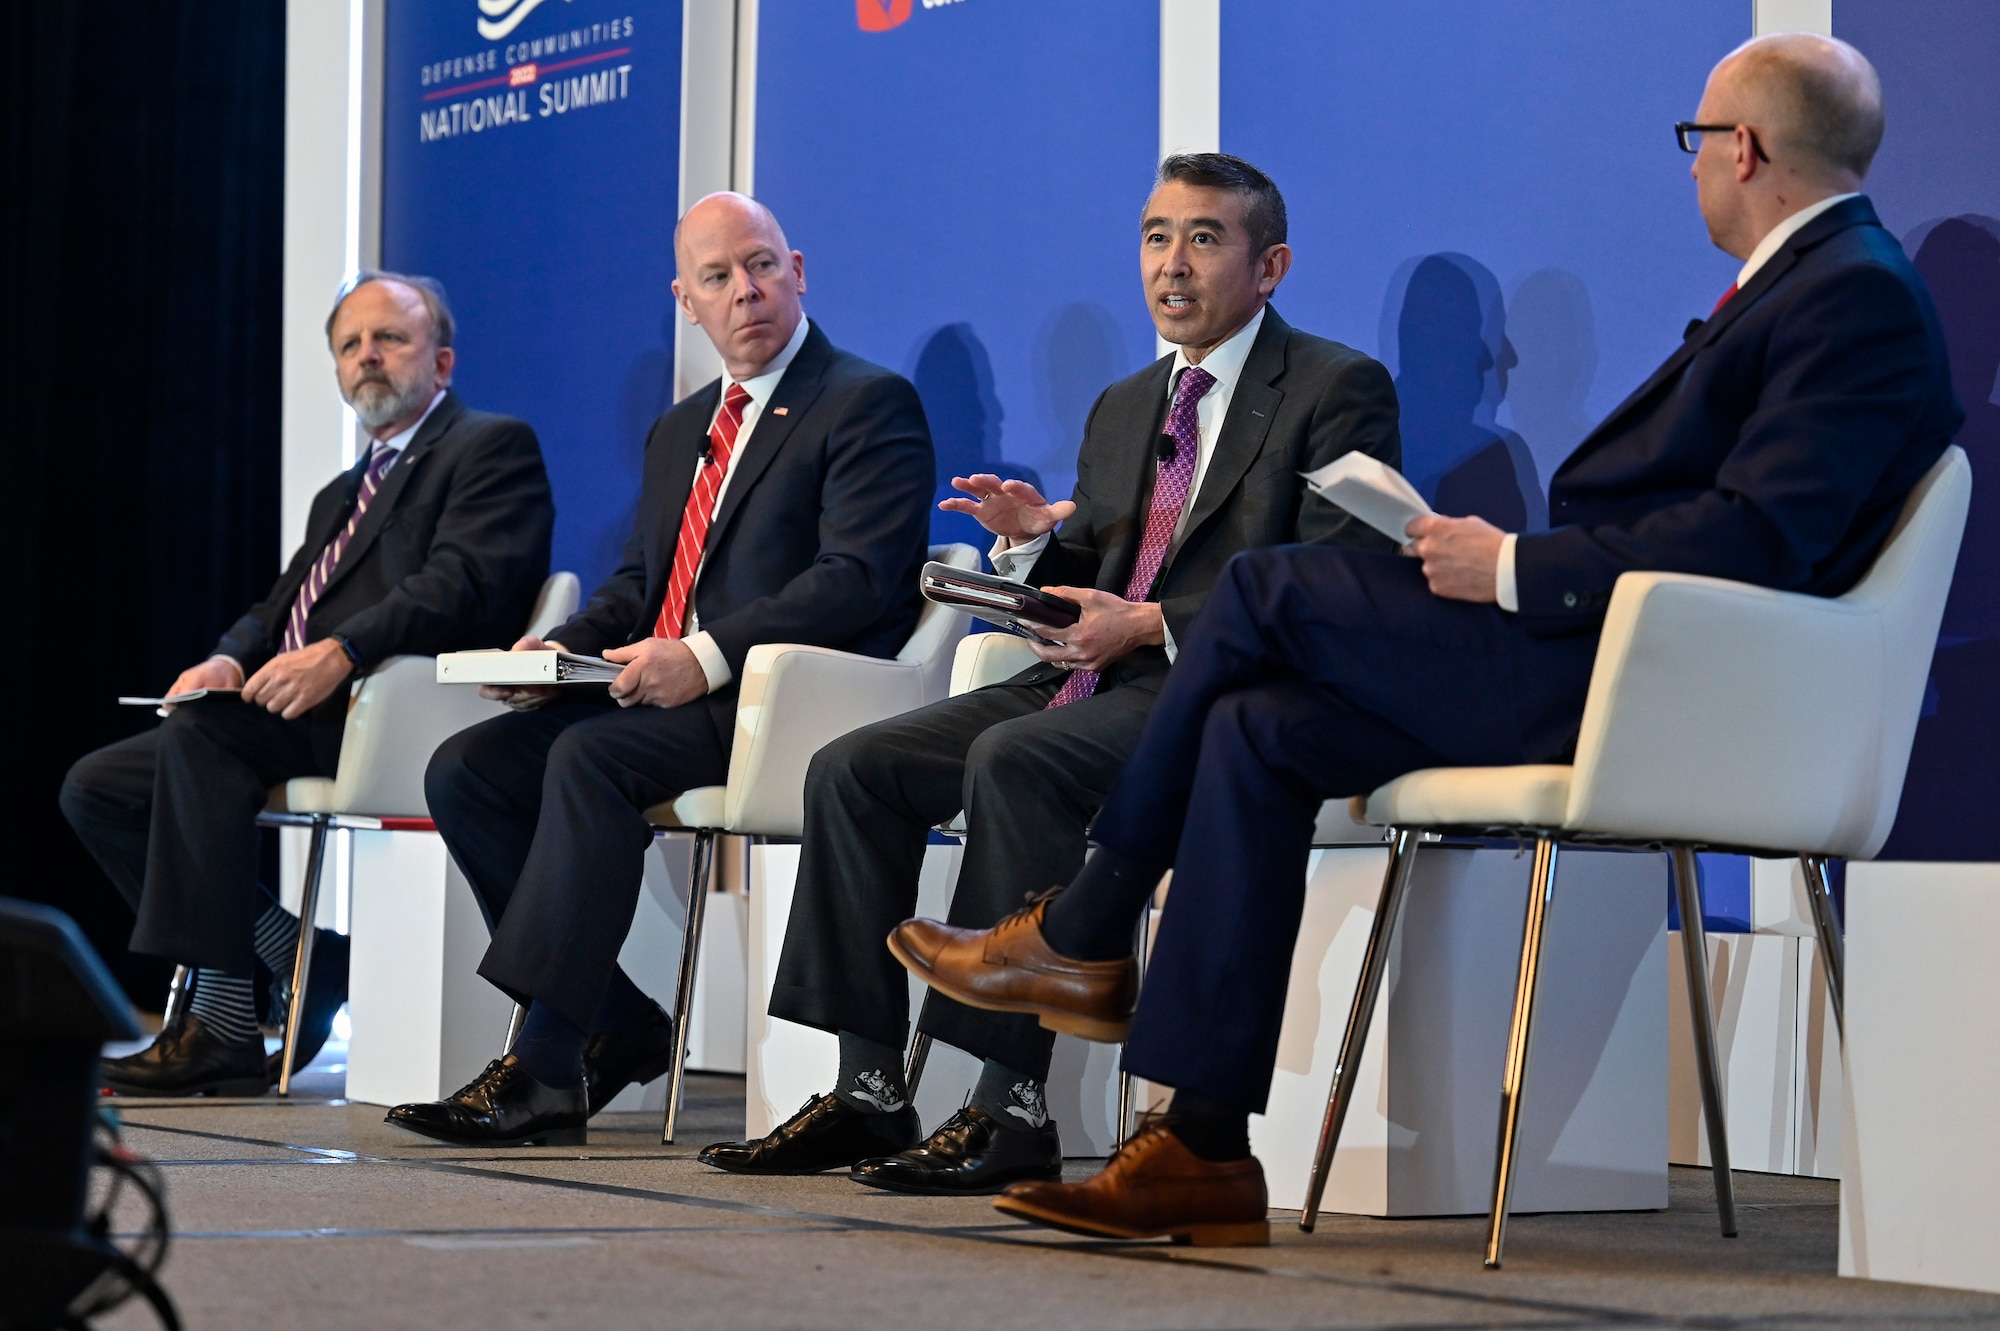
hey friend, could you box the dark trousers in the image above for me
[769,667,1160,1080]
[57,696,343,973]
[1082,546,1600,1112]
[424,694,731,1028]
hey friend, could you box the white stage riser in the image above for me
[1840,862,2000,1296]
[1667,931,1841,1178]
[1256,844,1668,1217]
[343,828,749,1109]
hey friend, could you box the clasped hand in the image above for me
[240,639,354,720]
[1403,514,1505,603]
[1031,587,1164,673]
[603,636,707,709]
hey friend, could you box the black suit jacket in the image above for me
[213,391,554,716]
[1020,304,1400,684]
[1518,196,1963,631]
[550,321,935,730]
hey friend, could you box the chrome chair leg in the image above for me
[1113,906,1151,1146]
[162,965,195,1032]
[1798,854,1845,1040]
[904,1032,933,1096]
[503,1002,528,1054]
[277,814,332,1098]
[1301,828,1421,1233]
[1671,847,1738,1238]
[662,829,717,1145]
[1484,836,1558,1269]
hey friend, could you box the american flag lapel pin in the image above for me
[772,406,789,416]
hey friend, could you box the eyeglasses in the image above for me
[1675,122,1771,161]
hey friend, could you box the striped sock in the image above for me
[253,896,299,977]
[187,971,262,1046]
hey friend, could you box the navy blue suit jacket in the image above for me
[1516,196,1963,633]
[551,321,936,735]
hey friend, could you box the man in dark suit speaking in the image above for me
[385,193,936,1147]
[64,272,555,1096]
[698,155,1399,1191]
[899,35,1963,1244]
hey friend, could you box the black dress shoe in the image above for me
[582,1001,677,1117]
[101,1013,270,1097]
[266,928,351,1082]
[851,1104,1062,1195]
[699,1093,918,1175]
[385,1055,588,1147]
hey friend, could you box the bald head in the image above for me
[671,191,807,379]
[1712,33,1883,184]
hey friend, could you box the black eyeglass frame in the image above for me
[1675,122,1771,162]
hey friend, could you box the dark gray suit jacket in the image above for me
[212,391,555,720]
[1020,304,1401,687]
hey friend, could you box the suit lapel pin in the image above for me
[772,406,789,416]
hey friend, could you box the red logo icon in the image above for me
[509,63,538,87]
[856,0,913,32]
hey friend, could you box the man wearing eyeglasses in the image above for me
[894,33,1963,1245]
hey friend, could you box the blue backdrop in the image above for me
[381,0,682,593]
[753,0,1160,558]
[1842,0,2000,861]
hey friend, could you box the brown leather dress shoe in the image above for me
[886,898,1137,1042]
[993,1121,1269,1247]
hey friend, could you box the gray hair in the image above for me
[325,270,457,348]
[1730,33,1885,180]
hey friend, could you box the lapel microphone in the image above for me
[1156,435,1176,463]
[698,436,715,466]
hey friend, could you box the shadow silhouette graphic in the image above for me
[1881,215,2000,861]
[1034,301,1128,498]
[911,323,1042,556]
[1384,254,1543,531]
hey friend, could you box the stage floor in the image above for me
[94,1053,2000,1331]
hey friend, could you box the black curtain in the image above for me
[1,2,286,1006]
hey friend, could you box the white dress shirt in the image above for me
[680,314,813,692]
[989,305,1268,660]
[213,389,447,677]
[1492,194,1860,612]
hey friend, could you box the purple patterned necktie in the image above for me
[283,443,399,653]
[1048,364,1215,708]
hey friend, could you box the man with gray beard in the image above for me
[62,271,554,1096]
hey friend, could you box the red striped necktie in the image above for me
[1710,283,1738,318]
[283,443,399,653]
[655,382,753,640]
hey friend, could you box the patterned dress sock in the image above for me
[970,1058,1049,1131]
[187,971,262,1047]
[252,893,299,976]
[832,1031,910,1115]
[510,1001,587,1088]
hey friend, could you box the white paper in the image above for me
[1301,452,1434,544]
[118,687,240,717]
[435,648,621,685]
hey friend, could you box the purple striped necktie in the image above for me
[1047,364,1215,709]
[283,443,399,653]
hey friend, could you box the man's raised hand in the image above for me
[938,474,1076,543]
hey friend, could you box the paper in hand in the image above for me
[1300,453,1434,544]
[118,688,239,717]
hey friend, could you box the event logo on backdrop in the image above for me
[415,3,636,142]
[383,0,681,590]
[856,0,968,33]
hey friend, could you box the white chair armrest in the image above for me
[948,633,1041,696]
[723,644,930,836]
[1569,572,1883,855]
[332,655,507,816]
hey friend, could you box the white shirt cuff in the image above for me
[1495,533,1520,613]
[1161,615,1178,663]
[683,631,733,693]
[988,531,1050,583]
